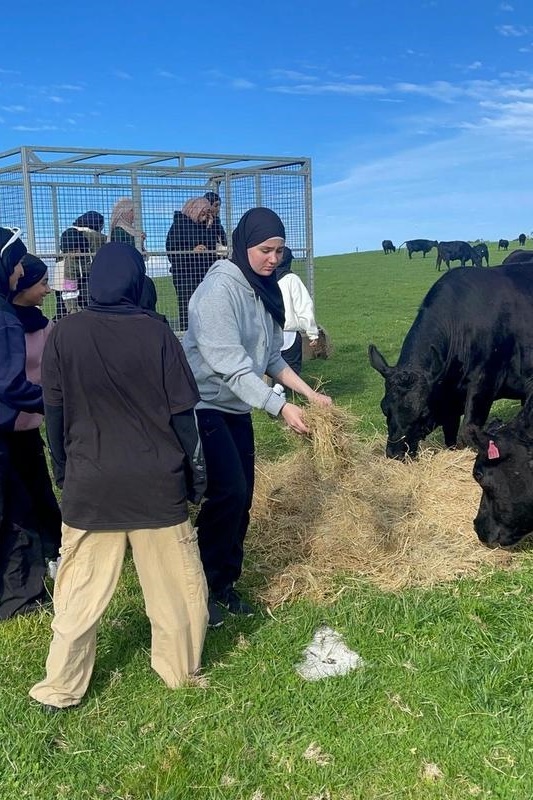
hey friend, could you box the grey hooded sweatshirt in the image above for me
[182,259,288,416]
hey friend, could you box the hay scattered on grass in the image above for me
[248,406,514,607]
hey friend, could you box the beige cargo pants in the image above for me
[29,520,208,708]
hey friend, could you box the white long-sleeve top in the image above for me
[278,272,319,350]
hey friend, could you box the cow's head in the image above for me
[471,250,483,267]
[471,406,533,547]
[369,344,435,459]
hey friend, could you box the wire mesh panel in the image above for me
[0,146,313,331]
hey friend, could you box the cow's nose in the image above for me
[473,516,500,548]
[386,440,411,460]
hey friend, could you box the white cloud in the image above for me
[12,124,59,131]
[499,2,514,9]
[232,78,255,90]
[270,81,386,96]
[48,96,64,104]
[156,70,177,79]
[113,70,132,80]
[496,24,532,36]
[1,105,27,113]
[466,61,483,70]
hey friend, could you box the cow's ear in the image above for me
[368,344,391,378]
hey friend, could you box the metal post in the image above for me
[20,146,36,251]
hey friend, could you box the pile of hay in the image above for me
[248,405,513,607]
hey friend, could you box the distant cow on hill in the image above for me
[368,262,533,460]
[397,239,438,259]
[518,233,527,246]
[382,239,396,254]
[498,239,509,250]
[436,241,482,270]
[472,242,489,267]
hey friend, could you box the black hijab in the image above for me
[88,242,147,315]
[231,208,286,328]
[11,253,49,333]
[275,246,293,281]
[0,227,27,300]
[139,275,168,324]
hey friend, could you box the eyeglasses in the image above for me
[0,227,22,258]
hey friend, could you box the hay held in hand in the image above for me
[248,406,513,606]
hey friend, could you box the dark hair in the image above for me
[204,191,221,205]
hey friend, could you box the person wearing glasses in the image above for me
[0,227,48,619]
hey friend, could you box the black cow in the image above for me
[472,242,489,267]
[398,239,438,259]
[382,239,396,254]
[518,233,527,246]
[471,401,533,547]
[368,262,533,459]
[502,249,533,265]
[498,239,509,250]
[435,241,482,270]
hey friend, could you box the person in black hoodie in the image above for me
[165,197,219,330]
[0,227,48,619]
[30,243,208,711]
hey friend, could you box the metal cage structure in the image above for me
[0,145,313,330]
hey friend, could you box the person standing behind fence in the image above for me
[203,191,228,255]
[275,246,319,383]
[10,253,62,570]
[0,228,49,619]
[109,198,147,255]
[165,198,219,330]
[29,243,208,711]
[182,207,332,628]
[59,211,106,315]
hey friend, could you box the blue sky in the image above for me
[1,0,533,254]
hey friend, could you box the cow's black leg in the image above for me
[442,415,460,448]
[459,387,494,447]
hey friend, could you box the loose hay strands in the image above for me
[248,405,513,607]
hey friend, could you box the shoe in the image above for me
[220,587,255,617]
[207,594,224,628]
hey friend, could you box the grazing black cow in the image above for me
[368,262,533,460]
[471,401,533,547]
[518,233,527,246]
[382,239,396,254]
[498,239,509,250]
[472,242,489,267]
[435,241,482,270]
[397,239,438,259]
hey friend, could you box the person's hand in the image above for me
[310,390,333,408]
[193,244,207,253]
[280,402,309,434]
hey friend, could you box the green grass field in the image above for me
[6,241,533,800]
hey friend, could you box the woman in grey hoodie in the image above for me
[183,207,332,627]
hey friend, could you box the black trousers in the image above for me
[8,429,62,560]
[170,256,212,331]
[281,332,303,376]
[0,431,48,620]
[194,409,255,595]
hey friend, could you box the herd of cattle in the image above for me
[368,246,533,550]
[381,236,528,269]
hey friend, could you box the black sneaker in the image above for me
[207,595,224,628]
[220,587,255,617]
